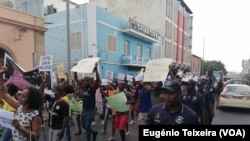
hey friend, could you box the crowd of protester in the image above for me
[0,63,224,141]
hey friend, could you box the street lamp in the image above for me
[66,0,71,78]
[202,38,206,75]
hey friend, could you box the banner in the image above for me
[4,53,52,90]
[106,92,129,112]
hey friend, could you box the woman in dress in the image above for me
[0,66,43,141]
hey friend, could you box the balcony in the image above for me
[121,55,149,67]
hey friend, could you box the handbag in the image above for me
[29,131,37,141]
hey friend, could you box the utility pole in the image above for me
[66,0,71,78]
[202,38,206,75]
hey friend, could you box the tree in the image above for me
[201,60,228,76]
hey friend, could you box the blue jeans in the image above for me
[0,128,12,141]
[81,108,96,141]
[103,107,111,132]
[65,117,71,141]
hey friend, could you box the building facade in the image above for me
[44,4,164,80]
[12,0,194,79]
[191,54,201,77]
[91,0,193,71]
[0,4,47,70]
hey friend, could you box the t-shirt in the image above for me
[139,89,152,113]
[106,89,117,115]
[2,99,16,112]
[48,99,69,130]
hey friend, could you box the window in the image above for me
[124,40,130,55]
[147,47,151,59]
[21,2,28,12]
[136,44,142,60]
[154,50,159,59]
[108,35,116,52]
[70,32,82,50]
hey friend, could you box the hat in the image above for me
[161,80,182,92]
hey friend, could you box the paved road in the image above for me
[40,112,139,141]
[212,107,250,125]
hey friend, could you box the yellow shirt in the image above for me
[63,94,71,115]
[107,90,117,115]
[63,95,70,104]
[2,99,16,112]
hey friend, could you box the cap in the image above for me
[161,80,182,92]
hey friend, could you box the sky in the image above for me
[184,0,250,72]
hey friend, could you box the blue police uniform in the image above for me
[181,91,205,117]
[146,102,200,125]
[204,85,216,105]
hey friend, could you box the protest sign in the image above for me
[143,58,172,82]
[70,98,83,115]
[118,73,125,80]
[106,92,129,112]
[126,75,133,82]
[0,109,14,130]
[39,55,53,72]
[213,70,224,81]
[57,63,66,79]
[71,58,100,73]
[106,71,115,82]
[135,73,144,81]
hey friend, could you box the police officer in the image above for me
[204,78,216,124]
[146,80,200,125]
[181,79,206,125]
[197,82,213,125]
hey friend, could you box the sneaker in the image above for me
[107,136,115,141]
[100,130,106,135]
[125,131,130,136]
[93,131,98,141]
[129,120,134,125]
[91,121,96,127]
[100,120,104,125]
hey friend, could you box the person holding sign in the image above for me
[0,66,44,141]
[114,81,134,141]
[0,84,18,141]
[146,80,200,125]
[74,62,100,141]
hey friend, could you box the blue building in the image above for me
[45,3,163,80]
